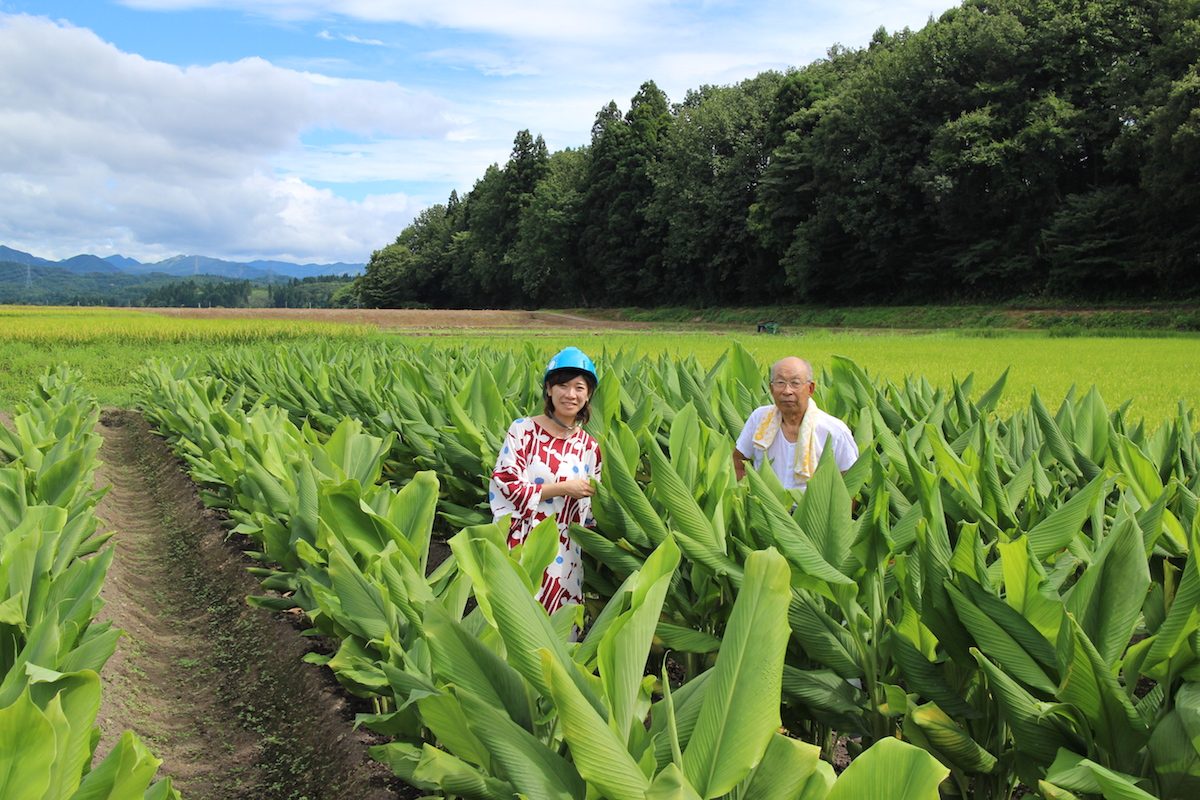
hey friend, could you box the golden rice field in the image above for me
[0,306,1197,429]
[0,305,372,344]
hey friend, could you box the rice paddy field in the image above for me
[1,306,1197,429]
[408,329,1196,423]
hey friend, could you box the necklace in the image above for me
[548,413,579,432]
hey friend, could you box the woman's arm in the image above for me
[490,424,542,518]
[539,477,594,500]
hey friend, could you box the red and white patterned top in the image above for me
[489,417,602,613]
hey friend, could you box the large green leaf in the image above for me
[795,445,855,572]
[370,742,517,800]
[71,729,167,800]
[324,541,393,642]
[997,537,1064,644]
[450,532,600,712]
[1025,475,1106,560]
[645,433,724,554]
[645,764,703,800]
[650,670,715,771]
[889,629,976,720]
[740,732,827,800]
[321,416,391,487]
[683,548,791,798]
[669,402,701,490]
[905,702,997,774]
[1143,525,1200,670]
[787,592,862,679]
[1043,749,1158,800]
[1031,389,1080,475]
[601,428,670,546]
[26,666,102,800]
[654,621,721,655]
[542,650,650,800]
[423,602,533,732]
[744,468,853,587]
[825,737,949,800]
[515,515,560,595]
[1149,682,1200,797]
[972,648,1082,767]
[1056,615,1147,765]
[1112,435,1187,553]
[384,469,439,572]
[456,687,585,800]
[320,480,418,564]
[598,537,681,743]
[0,689,54,800]
[417,691,493,771]
[781,666,868,731]
[947,579,1058,694]
[1064,507,1151,667]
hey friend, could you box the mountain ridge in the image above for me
[0,244,364,280]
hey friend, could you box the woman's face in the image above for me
[547,375,591,418]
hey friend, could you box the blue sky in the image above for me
[0,1,957,265]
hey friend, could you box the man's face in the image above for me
[769,362,814,412]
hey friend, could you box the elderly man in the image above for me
[733,356,858,490]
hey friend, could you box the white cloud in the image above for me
[118,0,670,41]
[318,29,385,46]
[275,138,509,188]
[0,13,459,262]
[424,48,540,78]
[2,2,961,263]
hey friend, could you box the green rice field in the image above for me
[0,307,1196,429]
[396,329,1199,428]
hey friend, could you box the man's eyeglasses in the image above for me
[770,379,813,389]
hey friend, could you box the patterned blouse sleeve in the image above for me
[489,422,543,521]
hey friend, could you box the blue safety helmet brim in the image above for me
[544,346,598,388]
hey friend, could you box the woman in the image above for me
[489,346,602,614]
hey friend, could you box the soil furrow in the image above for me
[92,408,399,799]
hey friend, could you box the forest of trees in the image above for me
[355,0,1199,308]
[0,265,356,308]
[266,275,357,308]
[139,279,253,308]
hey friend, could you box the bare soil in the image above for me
[143,306,651,330]
[92,408,404,799]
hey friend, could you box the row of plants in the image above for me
[134,361,951,798]
[138,343,1200,798]
[0,367,178,799]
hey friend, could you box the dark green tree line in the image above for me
[140,278,252,308]
[267,275,356,308]
[356,0,1199,308]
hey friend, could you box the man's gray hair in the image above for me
[770,356,813,382]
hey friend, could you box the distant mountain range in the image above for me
[0,244,364,281]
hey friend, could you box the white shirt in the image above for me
[735,404,858,490]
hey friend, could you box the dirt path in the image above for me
[92,408,401,799]
[141,306,652,330]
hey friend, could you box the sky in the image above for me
[0,1,958,265]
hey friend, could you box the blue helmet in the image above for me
[544,346,598,388]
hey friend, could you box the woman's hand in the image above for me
[542,478,595,500]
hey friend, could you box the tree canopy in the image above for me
[355,0,1199,308]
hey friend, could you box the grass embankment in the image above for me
[590,302,1200,334]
